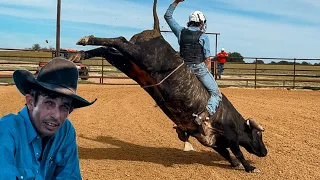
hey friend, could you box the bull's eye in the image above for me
[257,131,261,135]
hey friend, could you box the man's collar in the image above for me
[19,106,39,144]
[188,26,201,31]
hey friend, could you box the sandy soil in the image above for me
[0,85,319,180]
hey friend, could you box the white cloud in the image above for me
[203,11,320,58]
[0,0,319,60]
[0,0,55,7]
[212,0,320,25]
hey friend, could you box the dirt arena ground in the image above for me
[0,85,319,180]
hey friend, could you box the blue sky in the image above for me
[0,0,319,63]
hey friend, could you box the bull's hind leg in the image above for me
[69,47,146,85]
[76,35,142,62]
[77,35,127,46]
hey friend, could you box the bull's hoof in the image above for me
[183,141,194,151]
[246,166,261,173]
[77,35,95,46]
[250,168,261,173]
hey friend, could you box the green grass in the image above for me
[0,51,52,62]
[223,63,320,77]
[301,86,320,90]
[81,58,109,66]
[0,50,51,57]
[0,65,37,71]
[225,63,320,71]
[78,80,96,84]
[0,78,14,85]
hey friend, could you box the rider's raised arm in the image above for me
[164,1,184,40]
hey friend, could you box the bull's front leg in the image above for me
[68,47,111,62]
[221,127,260,172]
[229,141,259,173]
[174,126,194,151]
[212,146,243,169]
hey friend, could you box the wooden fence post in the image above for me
[214,34,218,80]
[293,58,296,89]
[254,58,258,89]
[101,57,104,84]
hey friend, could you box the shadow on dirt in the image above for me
[78,135,238,170]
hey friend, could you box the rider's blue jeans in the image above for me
[187,62,222,115]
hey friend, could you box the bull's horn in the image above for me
[248,118,265,131]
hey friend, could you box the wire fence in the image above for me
[210,57,320,89]
[0,48,320,89]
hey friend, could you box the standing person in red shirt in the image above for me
[216,48,228,79]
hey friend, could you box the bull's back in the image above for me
[131,30,161,44]
[131,32,211,121]
[148,41,210,119]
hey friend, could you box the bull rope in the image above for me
[142,62,185,88]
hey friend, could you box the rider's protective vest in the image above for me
[179,28,205,64]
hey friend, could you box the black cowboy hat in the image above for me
[13,57,97,108]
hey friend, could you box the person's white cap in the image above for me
[189,11,206,23]
[221,48,225,51]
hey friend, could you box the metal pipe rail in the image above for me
[0,48,319,89]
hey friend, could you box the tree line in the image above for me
[26,44,55,51]
[223,52,319,66]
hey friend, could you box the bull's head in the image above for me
[240,118,267,157]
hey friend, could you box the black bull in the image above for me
[70,0,267,172]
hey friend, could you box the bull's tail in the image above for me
[153,0,160,32]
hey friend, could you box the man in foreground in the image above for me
[0,58,96,179]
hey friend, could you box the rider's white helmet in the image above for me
[188,11,207,32]
[221,48,225,51]
[189,11,206,23]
